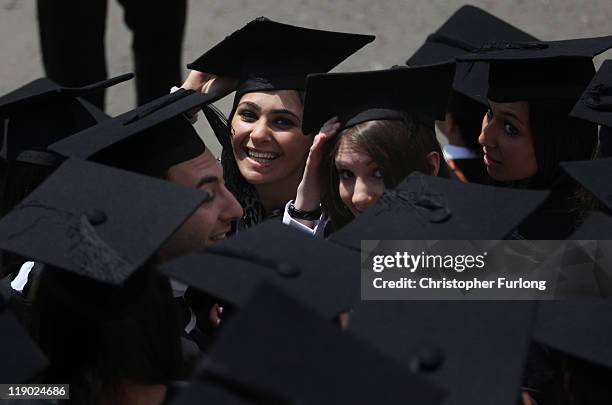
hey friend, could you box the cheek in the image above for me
[369,182,386,203]
[186,208,215,240]
[277,132,311,157]
[230,120,250,147]
[503,136,535,161]
[338,180,353,207]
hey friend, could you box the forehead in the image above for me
[168,149,223,183]
[335,138,374,165]
[238,90,303,114]
[489,100,530,117]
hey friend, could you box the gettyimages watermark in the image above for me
[360,240,612,300]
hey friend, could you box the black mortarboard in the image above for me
[534,300,612,369]
[0,158,209,285]
[407,5,537,104]
[0,298,48,383]
[301,63,455,134]
[159,221,360,318]
[457,36,612,104]
[561,158,612,212]
[198,283,447,405]
[570,59,612,128]
[349,301,534,405]
[187,17,375,101]
[330,173,549,249]
[169,380,262,405]
[569,211,612,239]
[49,89,216,178]
[0,74,132,165]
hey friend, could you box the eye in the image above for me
[486,107,493,120]
[503,121,519,136]
[238,110,257,122]
[372,169,384,180]
[273,117,296,129]
[202,192,216,204]
[338,169,354,181]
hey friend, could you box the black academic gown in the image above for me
[450,157,491,185]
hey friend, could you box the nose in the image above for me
[249,118,273,144]
[478,113,495,149]
[351,177,376,213]
[219,185,244,222]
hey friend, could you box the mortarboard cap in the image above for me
[349,301,535,405]
[330,173,549,249]
[0,297,48,383]
[169,380,265,405]
[301,63,455,134]
[561,158,612,212]
[187,17,375,101]
[0,74,133,165]
[198,282,447,405]
[49,89,217,178]
[407,5,537,104]
[0,158,210,285]
[159,220,360,318]
[569,211,612,240]
[570,59,612,128]
[534,300,612,369]
[457,36,612,104]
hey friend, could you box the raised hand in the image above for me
[294,116,342,215]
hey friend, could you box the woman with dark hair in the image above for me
[283,64,454,235]
[181,17,374,230]
[458,37,612,238]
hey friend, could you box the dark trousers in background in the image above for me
[37,0,187,109]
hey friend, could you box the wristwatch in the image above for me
[287,200,322,221]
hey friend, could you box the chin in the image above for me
[239,169,274,185]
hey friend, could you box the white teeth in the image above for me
[210,233,226,241]
[246,149,279,160]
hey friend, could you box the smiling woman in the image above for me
[184,17,375,229]
[230,91,312,211]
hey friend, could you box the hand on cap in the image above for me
[294,116,341,215]
[181,70,238,98]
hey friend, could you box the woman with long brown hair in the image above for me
[283,64,454,235]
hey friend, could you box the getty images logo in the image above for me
[372,251,488,273]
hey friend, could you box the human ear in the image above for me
[425,151,441,176]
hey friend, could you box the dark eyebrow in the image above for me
[271,108,300,121]
[496,109,522,123]
[196,175,219,189]
[237,101,261,111]
[238,101,299,120]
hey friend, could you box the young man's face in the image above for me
[158,149,243,262]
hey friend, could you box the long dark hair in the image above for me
[321,113,449,230]
[526,100,597,189]
[506,100,598,237]
[30,264,182,404]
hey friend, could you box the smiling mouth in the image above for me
[483,153,502,166]
[245,148,280,164]
[209,230,230,242]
